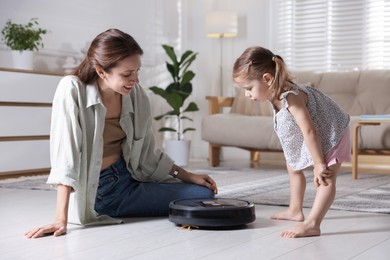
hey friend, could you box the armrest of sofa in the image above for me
[205,96,234,115]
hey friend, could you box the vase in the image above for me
[164,139,191,166]
[11,50,34,70]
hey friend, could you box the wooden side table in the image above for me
[352,119,390,179]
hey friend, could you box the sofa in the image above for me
[201,70,390,177]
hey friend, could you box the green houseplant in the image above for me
[1,18,47,51]
[1,18,47,70]
[149,44,199,166]
[149,44,199,141]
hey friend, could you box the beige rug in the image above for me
[192,166,390,214]
[1,165,389,214]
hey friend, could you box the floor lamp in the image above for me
[206,11,238,97]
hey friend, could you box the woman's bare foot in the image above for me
[271,208,304,222]
[280,222,321,238]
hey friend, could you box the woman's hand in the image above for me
[26,184,71,239]
[171,165,218,194]
[25,220,67,239]
[313,163,334,187]
[188,173,218,194]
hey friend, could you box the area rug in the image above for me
[192,166,390,214]
[1,166,389,214]
[0,175,52,191]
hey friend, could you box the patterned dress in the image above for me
[273,84,350,170]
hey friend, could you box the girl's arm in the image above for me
[25,184,72,238]
[285,92,333,186]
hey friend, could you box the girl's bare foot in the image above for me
[271,209,304,222]
[280,222,321,238]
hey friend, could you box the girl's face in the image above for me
[234,75,270,102]
[97,54,142,95]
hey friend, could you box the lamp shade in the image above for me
[206,11,238,38]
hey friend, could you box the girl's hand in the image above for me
[25,220,67,239]
[313,163,334,187]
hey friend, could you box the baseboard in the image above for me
[0,168,50,180]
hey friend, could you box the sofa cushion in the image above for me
[201,113,282,150]
[315,71,360,115]
[355,70,390,115]
[292,71,322,87]
[230,88,273,116]
[314,70,390,116]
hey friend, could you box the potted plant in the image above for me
[1,18,47,70]
[149,44,199,166]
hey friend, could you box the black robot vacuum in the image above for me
[169,198,256,228]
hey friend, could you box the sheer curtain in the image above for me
[272,0,390,72]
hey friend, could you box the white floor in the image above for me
[1,162,390,260]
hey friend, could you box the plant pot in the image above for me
[11,50,34,70]
[164,139,191,167]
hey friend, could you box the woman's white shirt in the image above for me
[47,76,175,225]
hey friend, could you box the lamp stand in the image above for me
[219,35,224,96]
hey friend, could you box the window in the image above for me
[272,0,390,71]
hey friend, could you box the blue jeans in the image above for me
[94,157,214,217]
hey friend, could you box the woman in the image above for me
[25,29,217,239]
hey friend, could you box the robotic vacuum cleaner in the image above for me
[169,198,256,228]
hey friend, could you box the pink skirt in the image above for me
[325,127,351,167]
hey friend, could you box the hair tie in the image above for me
[272,56,276,62]
[248,60,253,66]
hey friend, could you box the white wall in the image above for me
[0,0,180,70]
[0,0,272,164]
[181,0,271,160]
[0,0,179,160]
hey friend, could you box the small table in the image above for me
[352,119,390,179]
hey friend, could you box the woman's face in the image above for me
[234,76,270,102]
[98,54,142,95]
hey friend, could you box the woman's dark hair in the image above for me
[232,46,292,102]
[70,28,143,84]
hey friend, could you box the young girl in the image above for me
[232,46,351,238]
[25,29,217,239]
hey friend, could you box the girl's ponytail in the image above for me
[269,55,290,102]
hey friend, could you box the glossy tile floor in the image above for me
[1,161,389,260]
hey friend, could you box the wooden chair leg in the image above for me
[209,144,221,167]
[250,150,260,163]
[352,124,361,179]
